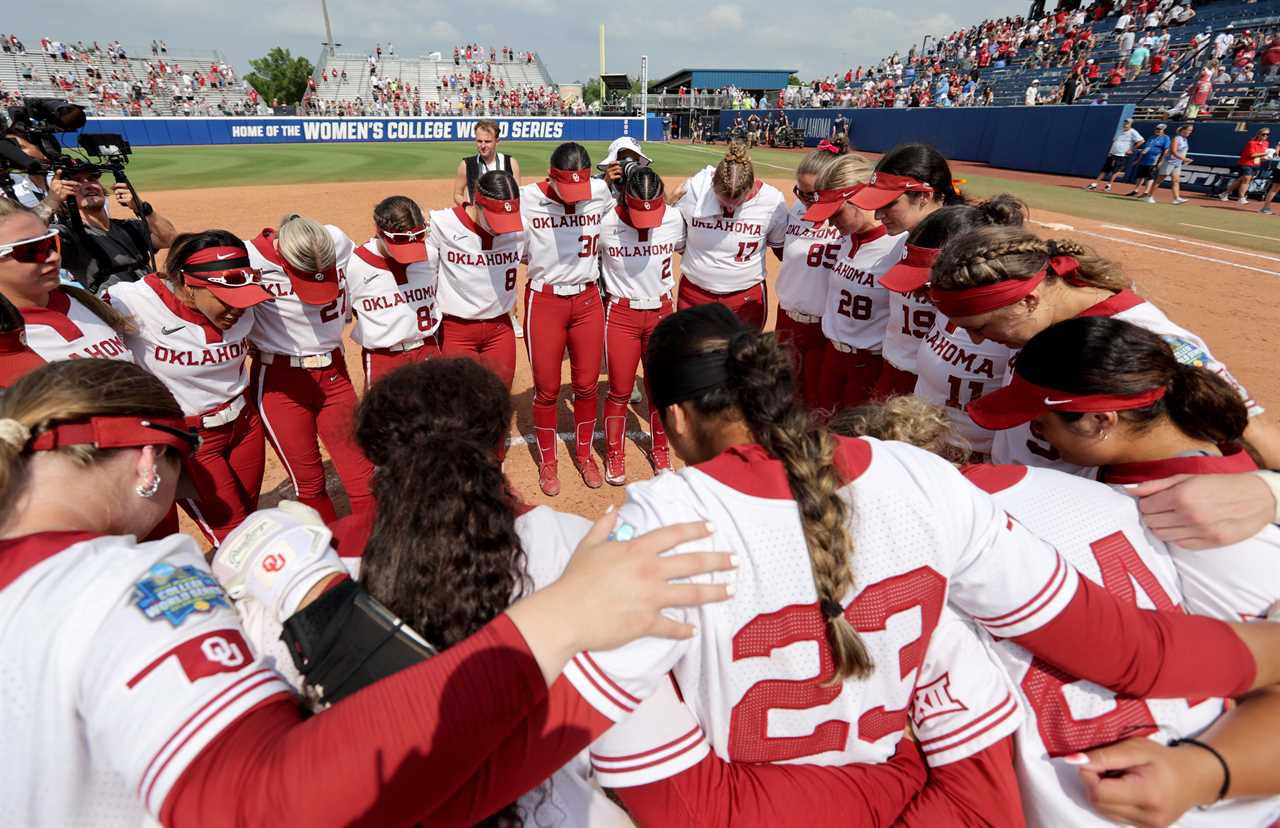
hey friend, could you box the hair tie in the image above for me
[0,418,31,450]
[820,598,844,620]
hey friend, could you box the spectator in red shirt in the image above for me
[1262,36,1280,80]
[1219,127,1272,204]
[1187,68,1213,119]
[1107,63,1126,86]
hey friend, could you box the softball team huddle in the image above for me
[4,136,1280,828]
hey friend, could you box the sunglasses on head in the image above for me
[184,267,263,288]
[793,185,817,205]
[379,226,428,242]
[0,229,60,263]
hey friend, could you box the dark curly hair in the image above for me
[354,357,530,825]
[354,357,527,650]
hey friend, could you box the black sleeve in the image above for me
[51,221,93,289]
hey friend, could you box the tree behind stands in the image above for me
[246,47,313,105]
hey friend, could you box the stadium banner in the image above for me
[60,116,668,147]
[720,105,1136,179]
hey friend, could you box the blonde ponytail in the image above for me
[277,214,336,274]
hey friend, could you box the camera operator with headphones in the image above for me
[0,124,78,223]
[53,162,176,294]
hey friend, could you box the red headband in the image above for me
[930,256,1079,318]
[475,193,519,214]
[967,373,1169,431]
[27,416,200,457]
[182,245,252,273]
[548,167,590,185]
[815,139,841,154]
[869,172,933,194]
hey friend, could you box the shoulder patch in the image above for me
[1160,334,1210,368]
[132,562,228,627]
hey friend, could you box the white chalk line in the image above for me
[1179,223,1280,243]
[1070,229,1280,278]
[507,429,653,447]
[663,142,797,172]
[1099,224,1280,263]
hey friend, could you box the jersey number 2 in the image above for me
[727,567,946,763]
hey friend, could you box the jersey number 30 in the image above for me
[727,567,946,763]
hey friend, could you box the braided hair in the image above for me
[932,225,1128,292]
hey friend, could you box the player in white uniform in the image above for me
[561,304,1280,824]
[521,143,616,495]
[971,316,1280,626]
[598,166,685,484]
[430,169,526,409]
[930,227,1280,472]
[347,195,440,392]
[0,357,741,828]
[246,215,373,524]
[774,148,844,408]
[673,145,787,331]
[106,231,272,543]
[0,205,132,366]
[802,154,907,412]
[880,200,1026,458]
[834,395,1280,827]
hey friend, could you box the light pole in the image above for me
[640,54,649,141]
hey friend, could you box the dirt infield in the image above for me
[150,173,1280,535]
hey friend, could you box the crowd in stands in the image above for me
[303,42,582,117]
[0,32,260,117]
[784,0,1278,114]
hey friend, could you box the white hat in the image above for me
[600,137,652,167]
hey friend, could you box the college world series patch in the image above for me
[132,562,229,627]
[1161,335,1210,368]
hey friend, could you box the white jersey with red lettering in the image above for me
[598,206,685,301]
[882,288,937,373]
[1102,451,1280,626]
[677,166,787,293]
[19,286,134,363]
[820,227,907,352]
[961,464,1277,828]
[521,179,614,288]
[775,200,843,317]
[993,290,1261,475]
[564,437,1083,772]
[429,206,526,319]
[245,226,355,357]
[914,319,1014,456]
[105,275,254,418]
[590,606,1021,787]
[0,531,291,827]
[346,240,440,350]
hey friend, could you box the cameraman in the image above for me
[597,136,653,199]
[1,126,77,222]
[54,164,175,293]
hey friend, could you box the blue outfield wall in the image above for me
[722,105,1135,179]
[59,116,668,147]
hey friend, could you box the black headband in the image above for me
[182,257,253,274]
[649,347,731,409]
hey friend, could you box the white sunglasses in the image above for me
[0,229,60,262]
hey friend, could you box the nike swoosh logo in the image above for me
[162,325,184,335]
[365,275,378,284]
[215,252,236,260]
[1043,397,1074,406]
[452,233,468,240]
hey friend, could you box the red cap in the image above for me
[802,184,864,224]
[625,192,666,229]
[851,172,935,211]
[378,226,428,264]
[475,193,523,234]
[281,258,340,306]
[967,373,1167,431]
[180,246,273,309]
[881,244,940,293]
[548,167,593,203]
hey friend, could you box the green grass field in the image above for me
[122,141,1280,254]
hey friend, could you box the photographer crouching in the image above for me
[54,162,175,293]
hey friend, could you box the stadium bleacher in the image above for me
[307,46,574,117]
[0,34,259,116]
[801,0,1280,120]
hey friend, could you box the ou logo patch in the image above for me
[313,273,325,281]
[201,634,246,669]
[503,201,513,212]
[261,553,287,572]
[571,172,581,182]
[869,172,878,185]
[643,201,652,210]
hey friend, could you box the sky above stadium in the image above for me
[9,1,1023,83]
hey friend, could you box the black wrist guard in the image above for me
[281,579,437,709]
